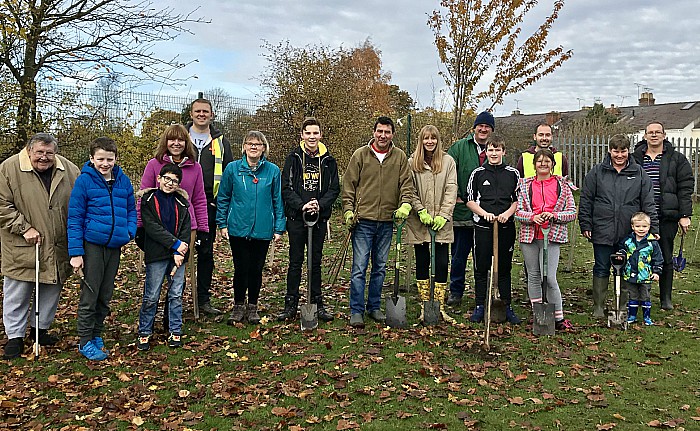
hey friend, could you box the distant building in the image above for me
[498,93,700,154]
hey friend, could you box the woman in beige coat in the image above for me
[405,125,458,324]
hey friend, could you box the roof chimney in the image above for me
[545,111,561,125]
[639,92,655,106]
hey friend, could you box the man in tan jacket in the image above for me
[0,133,79,359]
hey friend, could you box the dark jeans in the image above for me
[77,242,121,339]
[449,226,474,297]
[592,244,616,278]
[229,236,271,305]
[414,242,449,282]
[196,203,217,305]
[473,223,515,306]
[286,218,327,300]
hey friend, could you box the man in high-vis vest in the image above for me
[516,123,569,178]
[187,98,234,316]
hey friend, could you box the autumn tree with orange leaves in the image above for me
[428,0,572,139]
[259,40,413,168]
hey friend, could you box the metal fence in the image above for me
[557,134,700,196]
[0,83,282,174]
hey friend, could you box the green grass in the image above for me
[2,211,700,430]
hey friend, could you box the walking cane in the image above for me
[34,242,40,359]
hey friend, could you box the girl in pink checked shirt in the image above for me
[515,149,577,331]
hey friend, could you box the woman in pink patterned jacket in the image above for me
[515,149,577,331]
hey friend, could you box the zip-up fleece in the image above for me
[342,140,414,222]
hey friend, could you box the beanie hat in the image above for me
[473,111,495,131]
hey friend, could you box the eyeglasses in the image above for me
[246,142,264,148]
[32,150,55,158]
[160,176,180,185]
[646,130,665,136]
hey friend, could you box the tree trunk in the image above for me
[16,77,37,153]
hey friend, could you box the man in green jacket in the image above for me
[445,111,494,306]
[342,116,414,328]
[0,133,80,359]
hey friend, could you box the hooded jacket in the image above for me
[139,154,208,232]
[281,141,340,222]
[342,139,414,222]
[621,232,663,284]
[137,188,191,264]
[632,139,693,222]
[216,156,286,240]
[68,161,137,256]
[0,150,80,284]
[579,154,658,246]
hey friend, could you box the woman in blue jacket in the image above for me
[217,131,285,325]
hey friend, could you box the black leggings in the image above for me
[229,236,271,305]
[414,242,449,283]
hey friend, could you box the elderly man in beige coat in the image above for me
[404,125,458,324]
[0,133,80,359]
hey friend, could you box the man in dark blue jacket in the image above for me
[632,122,693,310]
[579,134,658,318]
[278,117,340,322]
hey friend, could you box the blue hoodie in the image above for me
[68,161,137,255]
[216,156,285,240]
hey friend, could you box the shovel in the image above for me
[484,221,498,349]
[423,227,441,326]
[607,252,628,330]
[673,233,686,272]
[386,216,407,328]
[300,211,319,331]
[533,224,555,336]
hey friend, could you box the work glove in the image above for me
[394,203,412,221]
[432,216,447,231]
[418,209,433,226]
[344,210,356,227]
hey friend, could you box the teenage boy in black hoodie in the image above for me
[278,117,340,322]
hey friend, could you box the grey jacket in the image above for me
[579,154,658,246]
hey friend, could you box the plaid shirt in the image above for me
[515,176,577,244]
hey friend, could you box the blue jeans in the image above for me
[592,244,616,278]
[349,220,393,315]
[449,226,474,297]
[138,259,186,335]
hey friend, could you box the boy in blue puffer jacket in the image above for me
[68,137,137,360]
[620,212,663,326]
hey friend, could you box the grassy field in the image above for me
[1,212,700,431]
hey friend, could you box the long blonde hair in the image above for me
[411,125,444,174]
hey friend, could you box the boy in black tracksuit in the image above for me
[278,117,340,322]
[466,134,521,324]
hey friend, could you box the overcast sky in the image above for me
[150,0,699,117]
